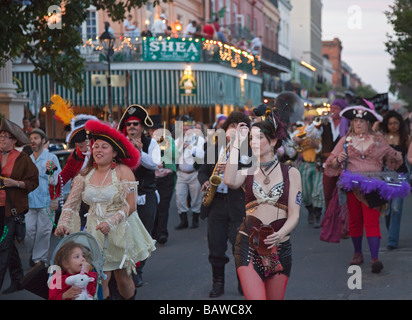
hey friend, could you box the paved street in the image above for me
[1,191,412,300]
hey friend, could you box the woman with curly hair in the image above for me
[379,110,411,250]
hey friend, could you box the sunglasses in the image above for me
[126,122,140,127]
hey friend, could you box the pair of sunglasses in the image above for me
[126,122,140,127]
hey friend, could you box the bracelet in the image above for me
[337,158,342,164]
[17,181,20,188]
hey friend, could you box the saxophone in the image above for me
[202,143,230,207]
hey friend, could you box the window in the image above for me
[86,11,97,40]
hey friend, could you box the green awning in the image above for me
[13,66,262,108]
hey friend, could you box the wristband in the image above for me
[17,181,20,188]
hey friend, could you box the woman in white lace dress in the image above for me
[55,119,156,300]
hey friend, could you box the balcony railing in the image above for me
[261,46,291,71]
[75,35,261,75]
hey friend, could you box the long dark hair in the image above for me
[252,120,282,151]
[380,110,409,152]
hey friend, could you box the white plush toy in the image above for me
[65,265,95,300]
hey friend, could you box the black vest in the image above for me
[133,134,156,194]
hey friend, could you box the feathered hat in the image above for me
[66,114,98,144]
[50,94,75,126]
[85,119,140,169]
[340,99,382,123]
[118,104,153,135]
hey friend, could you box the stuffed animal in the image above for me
[65,266,95,300]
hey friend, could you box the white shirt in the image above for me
[141,138,161,170]
[184,23,197,37]
[152,18,166,35]
[123,19,134,37]
[175,135,205,172]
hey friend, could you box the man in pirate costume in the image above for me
[47,114,98,229]
[198,111,251,298]
[118,104,161,287]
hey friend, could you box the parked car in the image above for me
[48,141,68,152]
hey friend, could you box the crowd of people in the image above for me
[0,91,411,300]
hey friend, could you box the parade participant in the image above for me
[198,111,250,298]
[49,242,98,300]
[325,102,403,273]
[47,115,98,228]
[321,99,347,210]
[379,110,411,250]
[292,109,324,227]
[148,115,176,245]
[117,104,160,287]
[55,119,156,300]
[0,119,39,294]
[174,116,204,230]
[26,128,61,267]
[224,113,301,300]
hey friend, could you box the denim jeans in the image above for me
[385,196,404,248]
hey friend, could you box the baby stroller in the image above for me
[49,232,108,300]
[22,232,107,300]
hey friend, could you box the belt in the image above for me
[178,169,195,174]
[214,192,228,199]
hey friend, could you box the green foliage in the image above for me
[0,0,171,94]
[385,0,412,106]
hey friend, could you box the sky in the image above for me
[322,0,395,95]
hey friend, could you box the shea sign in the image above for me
[142,38,201,62]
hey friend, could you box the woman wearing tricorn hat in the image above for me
[55,119,156,299]
[117,104,160,287]
[325,100,404,273]
[0,118,39,294]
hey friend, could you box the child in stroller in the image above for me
[49,241,98,300]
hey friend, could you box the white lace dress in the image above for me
[57,168,156,274]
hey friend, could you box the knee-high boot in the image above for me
[209,266,224,298]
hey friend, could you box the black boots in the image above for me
[191,212,199,229]
[175,212,188,230]
[175,212,200,230]
[306,205,314,225]
[209,266,224,298]
[306,205,323,228]
[313,207,323,228]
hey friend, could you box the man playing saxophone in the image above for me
[291,109,325,227]
[198,111,251,299]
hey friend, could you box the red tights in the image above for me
[237,263,289,300]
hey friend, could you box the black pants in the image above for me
[0,209,24,290]
[153,173,175,240]
[207,195,245,268]
[136,191,157,273]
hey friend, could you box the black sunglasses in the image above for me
[126,122,140,127]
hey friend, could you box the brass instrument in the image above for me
[202,143,230,207]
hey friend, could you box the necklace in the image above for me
[260,160,279,185]
[259,158,277,171]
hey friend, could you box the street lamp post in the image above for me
[100,25,115,123]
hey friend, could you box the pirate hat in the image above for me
[85,119,140,169]
[0,118,30,147]
[340,99,382,123]
[66,114,98,144]
[118,105,153,135]
[150,115,163,129]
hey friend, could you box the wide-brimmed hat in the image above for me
[85,119,140,169]
[118,105,153,135]
[0,118,30,147]
[29,128,48,142]
[340,99,383,123]
[66,114,98,144]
